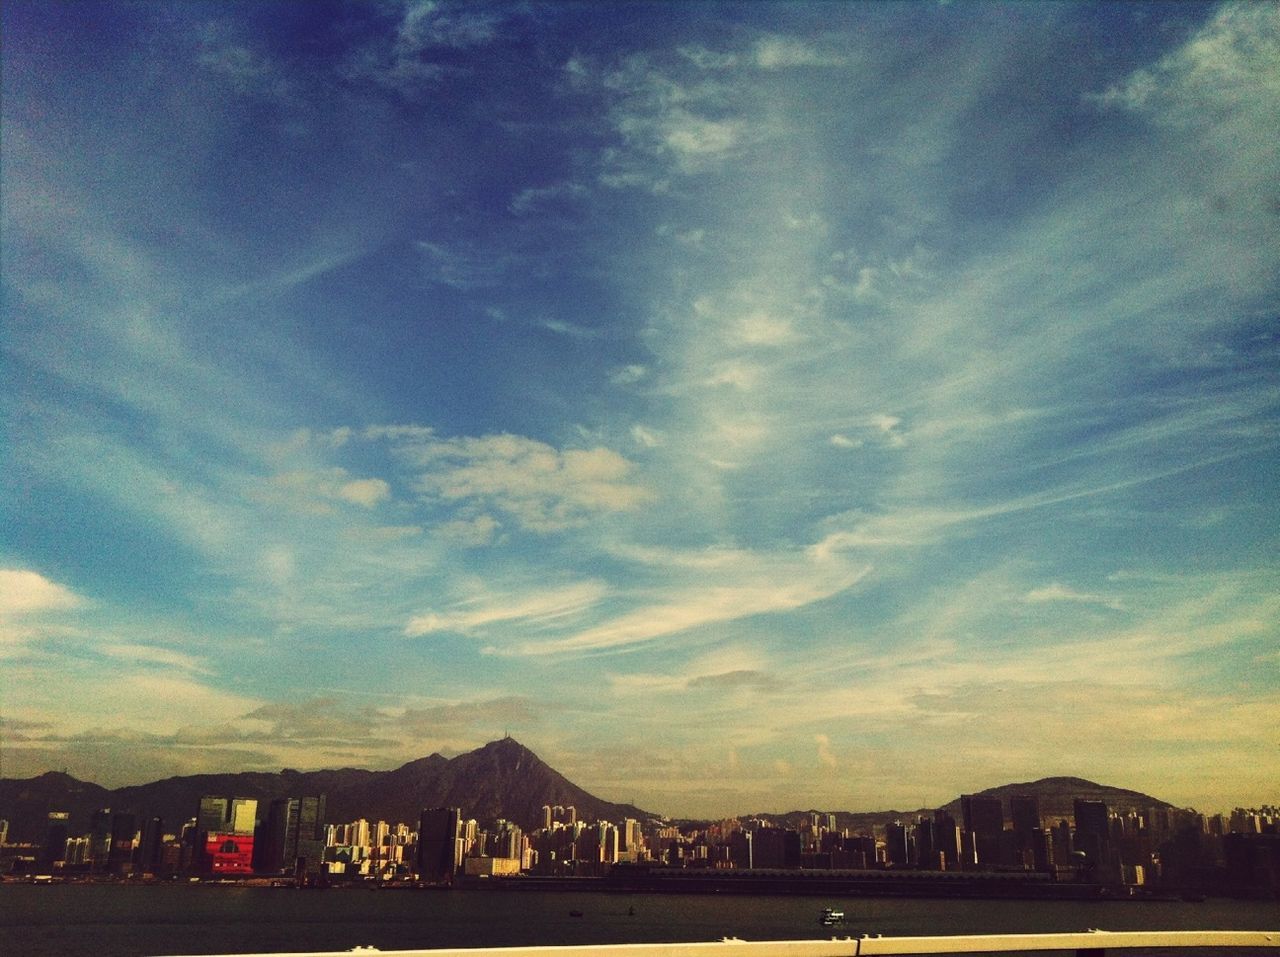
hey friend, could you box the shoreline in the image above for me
[1,872,1242,902]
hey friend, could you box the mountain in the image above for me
[742,777,1176,833]
[716,777,1172,839]
[0,771,115,841]
[941,776,1173,823]
[2,744,1181,845]
[0,738,650,842]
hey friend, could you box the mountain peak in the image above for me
[479,736,532,757]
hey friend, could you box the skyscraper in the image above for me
[960,795,1004,868]
[296,795,327,875]
[885,821,912,866]
[1011,795,1041,837]
[417,807,461,883]
[137,816,165,875]
[933,810,961,869]
[198,797,229,835]
[39,812,70,869]
[1073,799,1110,868]
[257,798,299,874]
[89,808,113,871]
[107,812,138,874]
[1011,794,1042,867]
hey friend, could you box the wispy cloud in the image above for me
[0,569,83,617]
[406,581,608,637]
[1024,583,1124,611]
[341,0,508,97]
[508,549,870,656]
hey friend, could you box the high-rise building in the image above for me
[39,812,70,868]
[599,823,619,864]
[933,810,961,869]
[622,818,642,859]
[296,795,327,875]
[914,815,937,869]
[257,798,300,874]
[198,797,229,835]
[89,808,114,870]
[229,799,257,836]
[1031,828,1055,872]
[1073,799,1110,868]
[417,807,461,882]
[885,821,912,866]
[1010,795,1042,868]
[137,817,165,875]
[107,812,138,873]
[961,795,1004,868]
[1011,795,1041,837]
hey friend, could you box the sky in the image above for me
[1,1,1277,820]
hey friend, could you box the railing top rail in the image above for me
[157,928,1280,957]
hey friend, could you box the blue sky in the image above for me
[2,1,1277,818]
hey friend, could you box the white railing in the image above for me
[165,929,1280,957]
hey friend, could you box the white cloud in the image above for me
[436,513,500,546]
[631,425,663,448]
[661,112,741,162]
[0,569,83,616]
[680,35,846,72]
[260,469,392,512]
[703,360,762,391]
[397,0,500,50]
[736,311,797,346]
[415,240,506,288]
[1094,5,1279,122]
[752,36,846,70]
[610,364,648,385]
[338,477,391,508]
[509,181,587,215]
[405,581,608,636]
[540,318,600,339]
[97,643,212,675]
[390,431,652,532]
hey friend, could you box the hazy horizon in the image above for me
[2,1,1277,819]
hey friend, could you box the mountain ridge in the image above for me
[1,741,1179,843]
[732,775,1175,833]
[0,739,648,842]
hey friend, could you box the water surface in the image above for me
[1,884,1275,957]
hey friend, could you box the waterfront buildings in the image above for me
[3,794,1276,898]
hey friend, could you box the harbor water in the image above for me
[1,884,1277,957]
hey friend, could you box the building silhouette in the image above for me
[417,807,462,882]
[961,795,1003,868]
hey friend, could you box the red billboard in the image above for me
[204,833,255,874]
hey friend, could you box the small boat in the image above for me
[819,908,845,926]
[568,910,584,918]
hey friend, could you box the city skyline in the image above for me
[2,1,1278,818]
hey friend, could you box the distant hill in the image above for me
[0,771,115,842]
[0,738,650,842]
[941,776,1173,824]
[727,778,1175,835]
